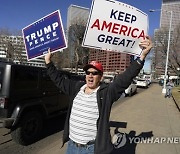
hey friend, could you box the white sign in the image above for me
[82,0,149,56]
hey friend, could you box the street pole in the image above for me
[149,9,173,94]
[177,68,180,85]
[162,11,173,94]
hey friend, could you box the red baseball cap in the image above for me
[83,61,103,73]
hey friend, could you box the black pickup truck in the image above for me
[0,61,84,145]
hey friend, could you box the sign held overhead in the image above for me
[82,0,149,56]
[22,10,67,61]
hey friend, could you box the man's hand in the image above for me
[44,48,51,64]
[139,36,153,61]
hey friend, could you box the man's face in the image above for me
[85,68,102,89]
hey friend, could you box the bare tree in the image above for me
[0,27,21,36]
[50,49,70,69]
[0,31,14,61]
[68,19,89,73]
[0,28,24,63]
[154,24,180,75]
[0,28,11,36]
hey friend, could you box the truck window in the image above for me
[0,67,4,92]
[14,68,39,90]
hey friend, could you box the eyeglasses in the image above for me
[85,71,102,76]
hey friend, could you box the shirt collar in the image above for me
[80,84,100,93]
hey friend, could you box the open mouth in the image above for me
[88,79,94,84]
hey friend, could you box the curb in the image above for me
[172,95,180,112]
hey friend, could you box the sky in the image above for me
[0,0,162,72]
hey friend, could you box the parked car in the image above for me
[159,79,164,86]
[125,80,137,96]
[143,74,152,85]
[146,79,151,85]
[0,61,84,145]
[103,75,114,83]
[136,79,148,88]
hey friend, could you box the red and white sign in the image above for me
[82,0,149,56]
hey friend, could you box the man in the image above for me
[44,36,152,154]
[165,80,174,98]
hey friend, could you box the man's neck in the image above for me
[84,86,98,94]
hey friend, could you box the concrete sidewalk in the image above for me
[110,84,180,154]
[38,84,180,154]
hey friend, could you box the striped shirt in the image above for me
[69,84,99,144]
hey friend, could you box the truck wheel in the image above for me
[129,89,132,96]
[11,111,43,145]
[135,88,137,94]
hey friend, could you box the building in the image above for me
[67,5,89,33]
[160,0,180,29]
[67,4,132,74]
[89,49,133,74]
[152,0,180,79]
[0,35,44,67]
[66,5,89,65]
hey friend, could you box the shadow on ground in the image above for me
[110,121,153,154]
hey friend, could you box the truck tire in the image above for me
[129,89,132,96]
[11,111,43,145]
